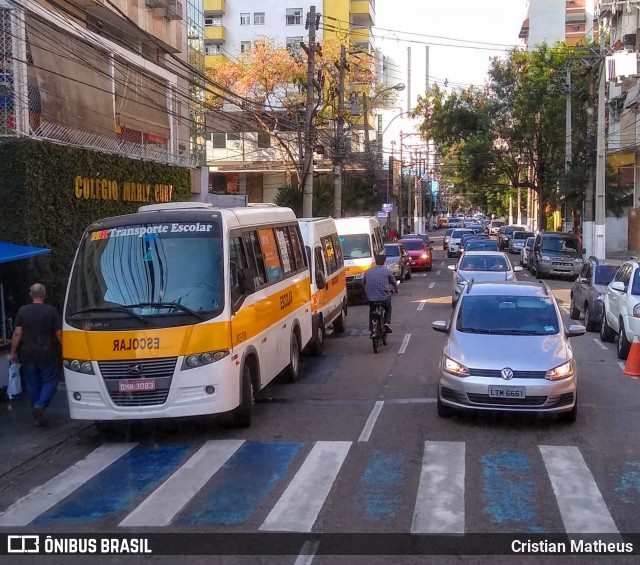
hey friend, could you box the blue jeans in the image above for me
[21,362,58,408]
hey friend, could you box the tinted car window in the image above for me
[466,241,499,251]
[541,236,580,254]
[451,229,473,238]
[632,269,640,296]
[459,255,508,271]
[445,228,454,237]
[456,295,559,335]
[504,226,526,236]
[400,239,426,251]
[513,231,534,240]
[384,244,400,257]
[594,265,618,286]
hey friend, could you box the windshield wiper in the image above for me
[70,306,149,324]
[460,328,493,334]
[488,329,543,336]
[125,302,205,321]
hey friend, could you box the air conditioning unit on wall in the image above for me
[164,0,183,21]
[145,0,165,8]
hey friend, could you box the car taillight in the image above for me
[633,304,640,318]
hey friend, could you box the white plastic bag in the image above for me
[7,363,22,399]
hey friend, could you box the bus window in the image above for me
[321,235,338,275]
[330,233,344,267]
[229,235,250,306]
[275,227,294,274]
[243,230,268,288]
[287,225,305,270]
[314,246,325,277]
[258,228,284,282]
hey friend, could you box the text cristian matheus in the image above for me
[512,539,634,553]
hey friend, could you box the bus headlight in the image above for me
[354,272,364,279]
[182,350,229,370]
[63,359,95,375]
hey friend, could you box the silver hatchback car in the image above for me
[448,251,522,306]
[432,281,585,422]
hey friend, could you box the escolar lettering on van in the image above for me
[279,291,293,310]
[113,337,160,351]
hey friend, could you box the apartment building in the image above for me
[203,0,377,204]
[519,0,596,48]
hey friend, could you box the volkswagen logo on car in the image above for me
[501,367,514,380]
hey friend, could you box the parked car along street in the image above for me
[384,242,412,281]
[509,230,534,254]
[531,232,584,279]
[521,236,535,268]
[432,281,584,421]
[600,259,640,359]
[570,257,618,332]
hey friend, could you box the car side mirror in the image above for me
[581,248,586,254]
[432,320,448,333]
[566,324,586,338]
[578,277,587,284]
[447,264,456,271]
[316,270,327,290]
[610,281,625,292]
[514,266,523,272]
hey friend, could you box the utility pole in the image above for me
[333,44,347,218]
[407,47,411,113]
[399,132,404,234]
[594,21,606,259]
[565,64,572,232]
[302,6,319,218]
[583,62,596,258]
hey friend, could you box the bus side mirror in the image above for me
[316,270,327,289]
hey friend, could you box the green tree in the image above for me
[414,43,593,227]
[273,183,333,217]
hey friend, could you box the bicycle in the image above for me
[369,301,389,353]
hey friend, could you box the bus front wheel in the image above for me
[285,331,301,382]
[230,364,253,428]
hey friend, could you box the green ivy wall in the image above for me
[0,138,192,313]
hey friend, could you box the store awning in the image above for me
[0,241,51,264]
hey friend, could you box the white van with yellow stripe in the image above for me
[62,202,311,427]
[334,217,385,299]
[298,218,348,355]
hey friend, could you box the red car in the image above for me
[399,238,432,271]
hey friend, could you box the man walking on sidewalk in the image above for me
[10,283,62,426]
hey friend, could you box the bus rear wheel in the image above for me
[285,331,301,382]
[230,364,253,428]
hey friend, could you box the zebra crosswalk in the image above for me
[0,439,636,533]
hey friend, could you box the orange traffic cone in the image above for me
[623,335,640,378]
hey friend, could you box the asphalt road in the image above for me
[1,232,639,565]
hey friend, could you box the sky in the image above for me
[374,0,529,157]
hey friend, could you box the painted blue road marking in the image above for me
[615,460,640,504]
[355,451,406,521]
[481,450,544,532]
[178,441,303,525]
[34,444,191,525]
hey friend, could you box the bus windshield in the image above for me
[65,220,223,328]
[340,234,371,259]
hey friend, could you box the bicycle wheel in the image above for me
[372,334,379,353]
[382,332,387,345]
[372,316,382,353]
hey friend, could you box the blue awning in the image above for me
[0,241,51,264]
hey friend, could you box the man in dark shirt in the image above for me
[363,253,399,335]
[10,283,62,425]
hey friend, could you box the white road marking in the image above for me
[417,300,426,311]
[358,401,384,442]
[540,445,618,533]
[440,261,445,267]
[349,329,359,336]
[294,541,320,565]
[436,270,441,276]
[618,361,625,370]
[593,338,608,351]
[119,440,244,527]
[399,333,411,354]
[260,441,351,532]
[411,441,465,534]
[0,444,137,526]
[428,282,435,289]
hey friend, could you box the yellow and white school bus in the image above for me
[62,202,312,427]
[334,217,385,298]
[298,218,348,354]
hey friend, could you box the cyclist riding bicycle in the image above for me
[363,253,399,336]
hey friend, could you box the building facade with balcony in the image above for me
[519,0,596,48]
[0,0,208,308]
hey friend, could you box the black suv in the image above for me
[531,232,585,279]
[569,256,619,331]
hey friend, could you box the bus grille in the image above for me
[98,357,177,407]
